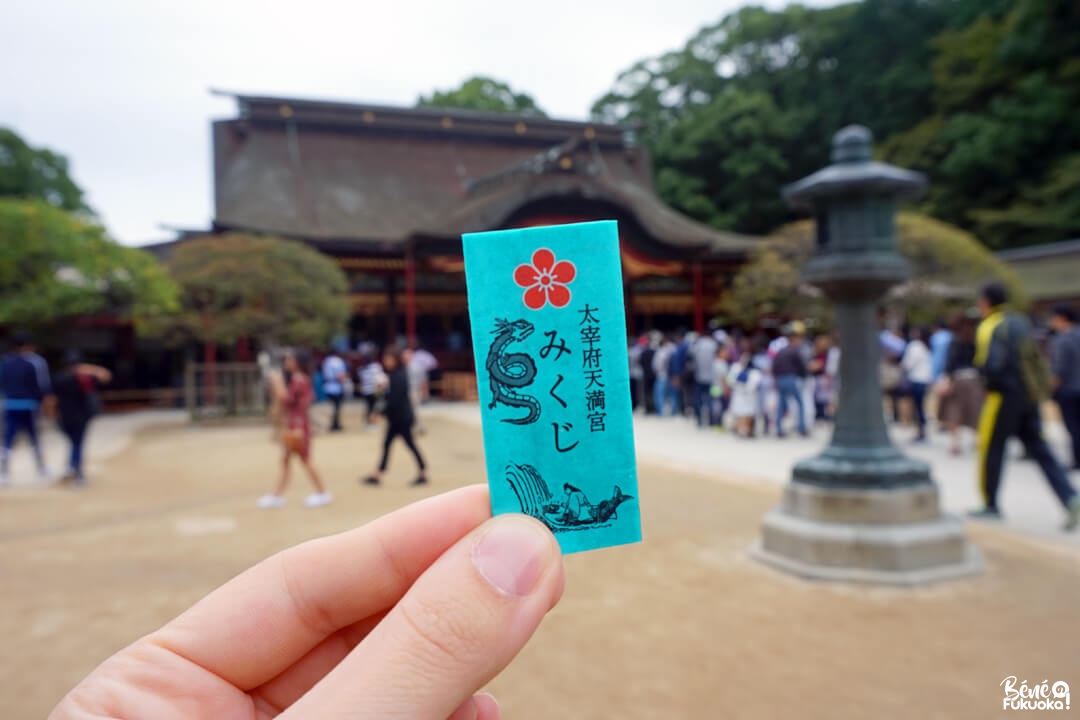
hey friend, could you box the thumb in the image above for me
[282,514,564,719]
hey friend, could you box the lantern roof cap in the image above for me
[783,125,926,210]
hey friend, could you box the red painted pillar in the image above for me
[405,243,417,348]
[692,262,705,334]
[237,336,252,363]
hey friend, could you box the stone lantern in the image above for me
[752,125,981,585]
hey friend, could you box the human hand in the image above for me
[50,485,564,719]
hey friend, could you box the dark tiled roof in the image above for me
[211,92,757,258]
[995,238,1080,261]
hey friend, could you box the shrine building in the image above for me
[170,92,759,364]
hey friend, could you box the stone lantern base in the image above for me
[751,482,982,586]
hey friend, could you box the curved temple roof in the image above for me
[211,92,756,259]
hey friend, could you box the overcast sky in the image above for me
[1,0,829,246]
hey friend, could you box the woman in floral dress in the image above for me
[258,352,332,509]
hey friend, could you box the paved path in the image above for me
[7,403,1078,546]
[428,403,1080,547]
[2,410,186,486]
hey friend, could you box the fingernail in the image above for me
[472,517,553,596]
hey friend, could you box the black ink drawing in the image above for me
[505,463,633,532]
[486,318,541,424]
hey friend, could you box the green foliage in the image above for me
[722,229,827,327]
[0,198,176,328]
[654,89,791,234]
[593,0,947,232]
[594,0,1080,250]
[417,76,546,117]
[723,213,1026,327]
[0,128,89,214]
[879,0,1080,248]
[151,234,351,348]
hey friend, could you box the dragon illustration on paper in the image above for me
[486,318,542,425]
[505,464,634,532]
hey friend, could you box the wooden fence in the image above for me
[184,362,268,422]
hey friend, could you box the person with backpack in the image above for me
[971,283,1080,530]
[51,351,111,486]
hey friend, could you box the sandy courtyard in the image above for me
[3,412,1078,718]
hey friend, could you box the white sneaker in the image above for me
[304,492,333,508]
[256,494,286,509]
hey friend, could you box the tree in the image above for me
[0,198,176,327]
[723,213,1026,327]
[592,0,948,212]
[591,0,1080,248]
[654,89,791,234]
[0,128,90,213]
[418,76,546,116]
[880,0,1080,248]
[152,234,351,349]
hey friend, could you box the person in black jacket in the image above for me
[362,348,428,487]
[971,283,1079,530]
[51,350,111,486]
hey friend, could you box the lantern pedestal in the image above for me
[752,484,981,586]
[753,125,980,586]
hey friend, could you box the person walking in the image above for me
[710,344,731,429]
[970,283,1080,529]
[772,329,809,438]
[691,332,718,427]
[728,352,763,439]
[901,327,933,443]
[51,351,111,486]
[652,336,675,417]
[403,348,428,434]
[257,352,332,509]
[0,332,52,484]
[1049,305,1080,470]
[358,352,385,428]
[929,319,953,386]
[320,350,348,432]
[1045,306,1080,470]
[938,316,983,456]
[669,332,692,417]
[640,333,658,414]
[362,348,428,487]
[810,335,834,421]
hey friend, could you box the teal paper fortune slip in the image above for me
[463,220,641,554]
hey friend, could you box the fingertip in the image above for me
[470,514,561,598]
[446,696,478,720]
[475,692,501,720]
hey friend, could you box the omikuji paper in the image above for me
[463,221,641,554]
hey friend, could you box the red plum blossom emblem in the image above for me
[514,248,576,310]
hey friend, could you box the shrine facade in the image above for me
[181,92,759,360]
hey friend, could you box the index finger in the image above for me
[148,484,491,689]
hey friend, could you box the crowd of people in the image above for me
[629,321,839,439]
[255,344,436,509]
[4,282,1078,529]
[628,283,1080,530]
